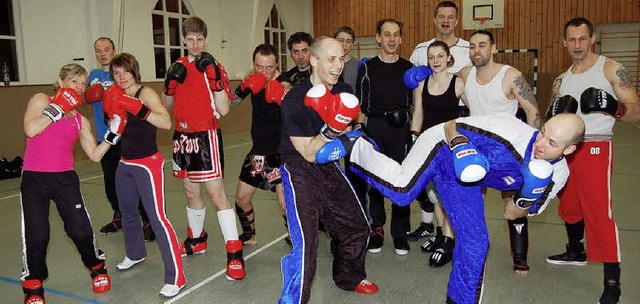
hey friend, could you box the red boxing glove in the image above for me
[44,88,83,122]
[240,73,268,95]
[304,84,361,141]
[104,113,127,145]
[102,85,126,118]
[112,94,151,120]
[264,80,285,106]
[85,83,105,104]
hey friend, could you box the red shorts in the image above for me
[172,128,224,182]
[557,140,620,263]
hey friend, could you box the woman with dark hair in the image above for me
[104,53,186,298]
[410,40,466,268]
[21,63,115,303]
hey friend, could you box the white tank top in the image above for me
[559,55,615,137]
[466,65,518,116]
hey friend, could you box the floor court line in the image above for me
[0,276,107,304]
[164,234,288,303]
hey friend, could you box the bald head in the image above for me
[546,113,585,146]
[310,37,344,87]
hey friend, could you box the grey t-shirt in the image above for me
[341,57,359,92]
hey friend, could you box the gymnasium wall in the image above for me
[312,0,640,110]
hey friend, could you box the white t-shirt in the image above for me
[409,38,471,73]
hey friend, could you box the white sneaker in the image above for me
[159,284,184,298]
[116,256,146,270]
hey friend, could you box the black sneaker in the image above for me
[393,237,410,256]
[545,245,587,266]
[599,281,621,304]
[421,226,444,252]
[429,236,454,267]
[143,222,156,242]
[99,216,122,235]
[367,227,384,254]
[407,222,434,241]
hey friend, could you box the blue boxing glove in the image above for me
[514,159,553,209]
[403,66,434,89]
[448,135,489,183]
[357,57,371,71]
[316,130,378,164]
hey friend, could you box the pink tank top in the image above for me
[23,97,81,172]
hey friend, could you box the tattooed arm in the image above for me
[604,59,640,122]
[508,68,541,128]
[546,74,565,120]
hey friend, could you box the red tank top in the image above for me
[173,56,220,123]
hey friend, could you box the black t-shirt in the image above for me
[279,79,352,161]
[356,56,413,115]
[247,74,287,155]
[282,66,311,87]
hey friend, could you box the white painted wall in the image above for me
[13,0,313,84]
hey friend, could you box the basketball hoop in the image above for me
[473,17,490,29]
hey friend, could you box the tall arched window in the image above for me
[152,0,192,79]
[263,4,288,71]
[0,0,21,83]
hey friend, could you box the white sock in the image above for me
[217,208,239,242]
[187,207,206,236]
[421,210,433,224]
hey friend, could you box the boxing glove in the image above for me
[514,159,553,209]
[164,62,187,96]
[102,85,126,118]
[85,83,105,104]
[43,88,83,122]
[316,130,379,164]
[547,95,578,119]
[357,57,370,71]
[240,72,268,95]
[580,87,626,119]
[104,113,127,145]
[264,80,286,105]
[403,66,434,89]
[112,94,151,120]
[195,52,231,94]
[304,84,361,141]
[448,135,489,183]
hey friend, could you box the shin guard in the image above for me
[508,216,529,271]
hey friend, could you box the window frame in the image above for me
[151,0,193,80]
[0,0,25,84]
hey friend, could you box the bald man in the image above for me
[344,113,584,304]
[278,37,378,304]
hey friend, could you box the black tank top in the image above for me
[121,86,158,159]
[421,75,459,132]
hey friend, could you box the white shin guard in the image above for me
[187,207,206,236]
[217,208,239,242]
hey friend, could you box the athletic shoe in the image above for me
[225,240,245,280]
[545,244,587,266]
[393,237,410,256]
[99,216,122,235]
[367,226,384,254]
[180,227,208,256]
[22,279,45,304]
[116,256,146,270]
[159,284,185,298]
[407,222,434,241]
[421,226,444,252]
[353,279,379,294]
[429,236,454,267]
[89,263,111,293]
[599,281,621,304]
[143,222,156,242]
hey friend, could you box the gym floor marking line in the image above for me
[164,234,288,303]
[0,276,107,304]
